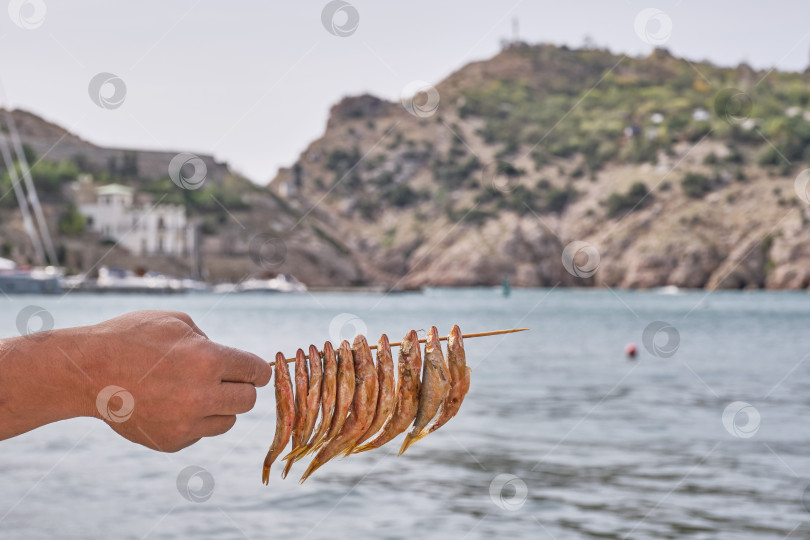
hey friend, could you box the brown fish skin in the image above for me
[301,335,378,482]
[348,333,395,455]
[422,325,471,439]
[280,349,309,478]
[262,352,294,484]
[311,340,355,454]
[301,344,324,444]
[296,341,337,459]
[282,346,322,478]
[354,330,422,454]
[399,326,450,455]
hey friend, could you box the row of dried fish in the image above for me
[262,325,471,483]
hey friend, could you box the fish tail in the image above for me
[292,445,312,463]
[281,456,294,479]
[262,464,270,485]
[304,440,323,456]
[262,450,277,485]
[299,457,324,483]
[399,427,430,455]
[414,430,429,443]
[282,445,307,462]
[352,441,378,454]
[398,431,418,456]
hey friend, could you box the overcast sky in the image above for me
[1,1,809,184]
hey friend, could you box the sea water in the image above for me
[0,288,808,539]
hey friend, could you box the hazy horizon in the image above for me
[2,0,809,184]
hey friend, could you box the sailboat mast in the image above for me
[0,131,46,264]
[4,109,59,266]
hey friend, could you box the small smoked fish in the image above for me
[354,330,422,454]
[282,345,323,477]
[348,334,395,454]
[301,335,378,482]
[417,325,471,441]
[296,341,337,459]
[312,340,355,453]
[262,352,294,484]
[301,344,324,446]
[281,349,309,479]
[399,326,450,455]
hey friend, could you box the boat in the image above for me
[0,258,62,294]
[211,282,239,294]
[72,266,186,294]
[181,278,212,293]
[61,269,212,294]
[214,273,307,294]
[655,285,683,295]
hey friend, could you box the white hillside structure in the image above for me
[77,182,194,257]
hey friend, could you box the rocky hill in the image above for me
[268,43,810,289]
[0,109,363,286]
[3,43,810,289]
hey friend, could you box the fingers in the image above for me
[213,382,258,415]
[217,344,272,386]
[200,415,237,438]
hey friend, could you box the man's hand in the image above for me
[0,310,272,451]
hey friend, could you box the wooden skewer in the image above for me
[268,328,529,366]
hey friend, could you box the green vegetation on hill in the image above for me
[0,156,79,207]
[606,181,652,218]
[457,45,810,176]
[258,43,810,289]
[0,140,261,237]
[301,44,810,231]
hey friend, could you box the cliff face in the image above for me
[4,43,810,289]
[268,44,810,290]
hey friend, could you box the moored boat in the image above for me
[0,258,62,294]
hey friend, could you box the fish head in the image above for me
[426,326,440,352]
[449,325,463,350]
[400,329,419,355]
[352,333,369,350]
[339,340,353,359]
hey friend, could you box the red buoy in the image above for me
[625,343,637,358]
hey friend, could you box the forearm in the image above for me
[0,310,270,451]
[0,328,95,440]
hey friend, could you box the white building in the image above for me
[77,183,194,257]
